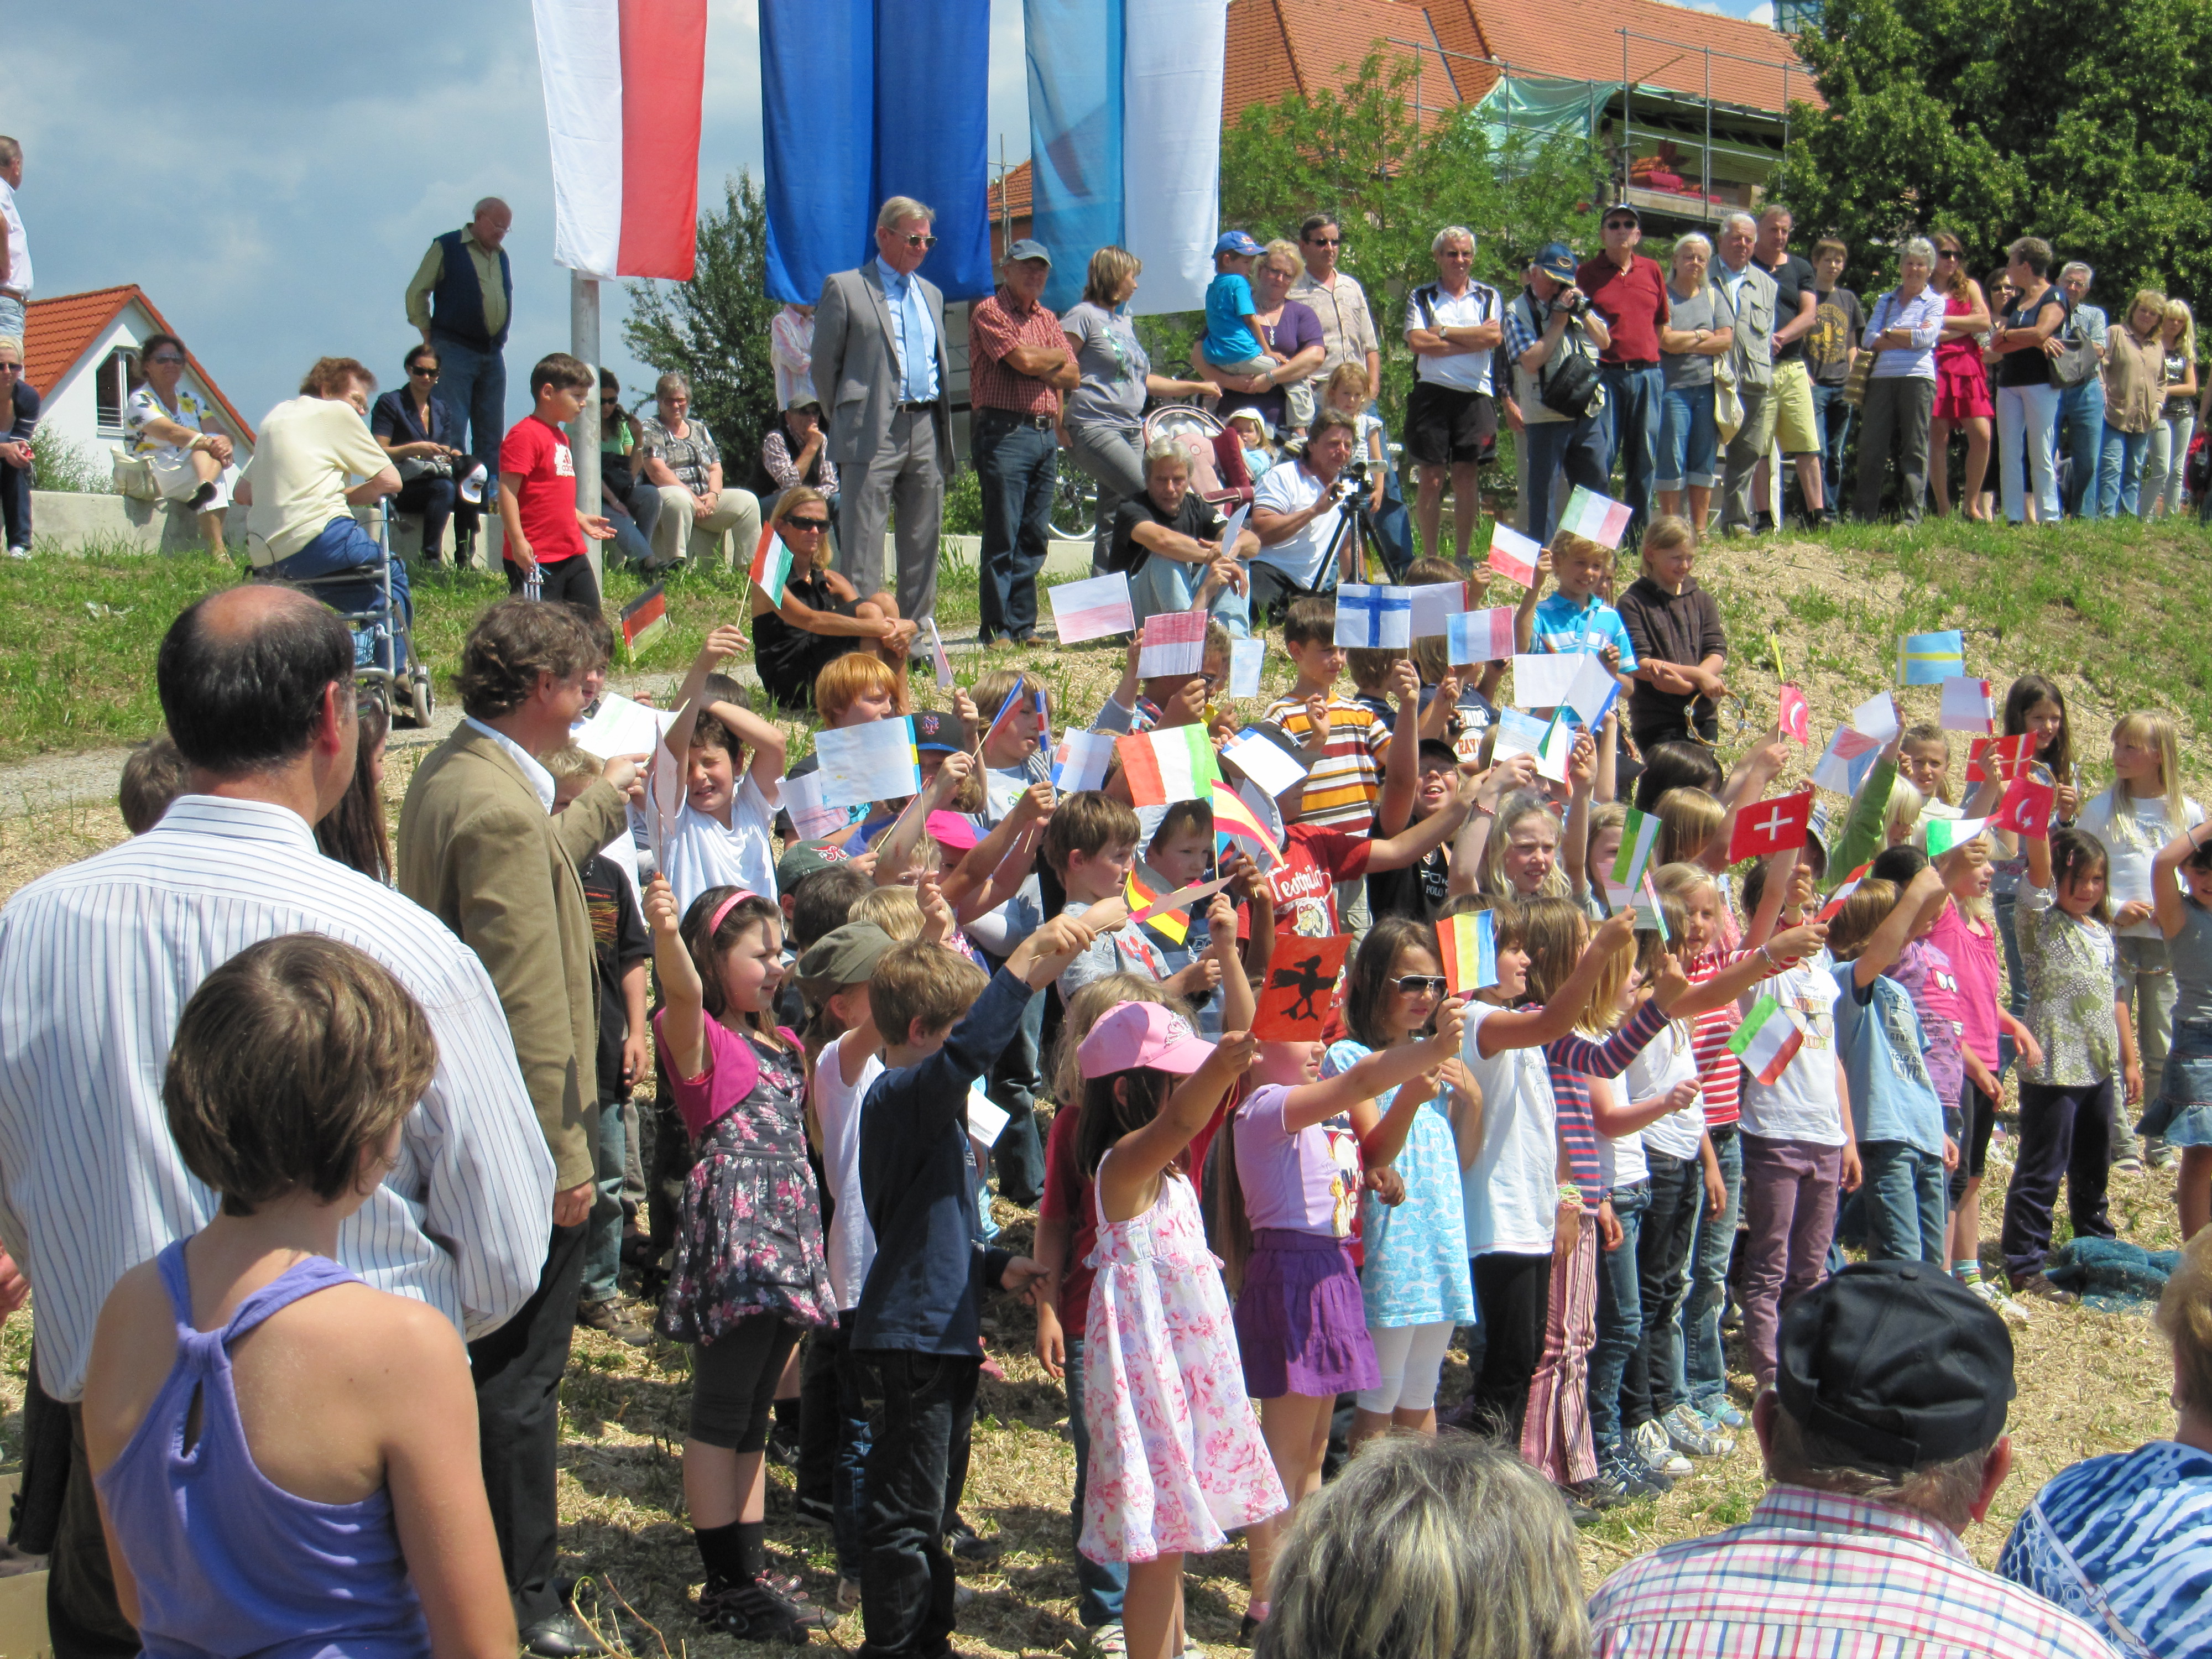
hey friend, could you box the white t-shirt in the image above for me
[2078,788,2206,940]
[813,1029,883,1311]
[662,772,782,913]
[239,395,394,563]
[1594,1076,1647,1188]
[1625,1017,1706,1161]
[1251,461,1343,590]
[1460,1001,1559,1257]
[1404,279,1501,393]
[1737,955,1846,1146]
[0,179,29,296]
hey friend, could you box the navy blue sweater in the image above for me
[853,967,1029,1355]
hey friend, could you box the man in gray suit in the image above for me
[1714,211,1780,535]
[813,196,955,625]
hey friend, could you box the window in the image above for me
[95,347,140,436]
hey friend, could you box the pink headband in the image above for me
[708,889,761,936]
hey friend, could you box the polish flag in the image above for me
[533,0,707,279]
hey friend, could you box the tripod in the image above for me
[1317,479,1402,588]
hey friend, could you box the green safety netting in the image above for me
[1476,75,1620,150]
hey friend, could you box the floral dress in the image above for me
[1079,1156,1285,1564]
[1322,1041,1474,1329]
[652,1012,837,1344]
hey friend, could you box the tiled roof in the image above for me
[1225,0,1499,122]
[22,284,256,440]
[996,159,1032,220]
[1470,0,1820,116]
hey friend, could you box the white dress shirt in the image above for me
[465,715,556,811]
[0,795,555,1400]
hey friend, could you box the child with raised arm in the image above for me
[82,937,515,1659]
[661,625,789,910]
[2146,824,2212,1238]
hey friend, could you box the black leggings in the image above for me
[504,552,602,611]
[1470,1250,1551,1439]
[690,1314,801,1451]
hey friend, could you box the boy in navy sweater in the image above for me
[853,914,1095,1657]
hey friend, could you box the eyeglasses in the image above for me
[1936,249,1960,260]
[147,354,184,366]
[899,233,938,249]
[1304,236,1341,247]
[1392,975,1450,996]
[785,517,831,533]
[1604,219,1639,231]
[410,365,440,379]
[0,361,17,374]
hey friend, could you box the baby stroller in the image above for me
[256,502,435,728]
[1141,405,1255,515]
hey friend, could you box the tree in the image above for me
[624,171,780,466]
[1218,51,1603,422]
[1772,0,2212,301]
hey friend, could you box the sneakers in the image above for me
[2114,1152,2146,1176]
[1700,1397,1747,1431]
[1076,1623,1128,1657]
[575,1297,652,1347]
[836,1577,862,1613]
[1578,1449,1664,1508]
[1632,1418,1692,1479]
[943,1516,1000,1563]
[1663,1402,1735,1458]
[2150,1138,2178,1171]
[695,1577,828,1645]
[4,545,25,561]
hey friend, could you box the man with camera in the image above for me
[1250,409,1360,621]
[1505,241,1611,546]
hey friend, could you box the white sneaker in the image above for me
[4,545,26,560]
[1663,1401,1735,1458]
[1634,1417,1693,1477]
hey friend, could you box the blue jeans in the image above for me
[1656,383,1718,493]
[580,1093,627,1304]
[267,515,411,670]
[2097,422,2151,518]
[430,333,508,479]
[973,411,1057,643]
[0,295,22,348]
[1601,363,1665,536]
[0,444,28,551]
[1859,1140,1948,1265]
[1522,411,1611,546]
[1130,546,1251,637]
[2060,378,2106,518]
[1589,1178,1648,1451]
[1063,1337,1128,1627]
[1812,382,1853,506]
[1678,1125,1741,1411]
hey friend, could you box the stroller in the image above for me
[255,502,436,728]
[1141,405,1255,515]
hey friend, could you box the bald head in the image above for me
[158,586,355,779]
[471,197,512,250]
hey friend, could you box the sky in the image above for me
[4,0,1776,431]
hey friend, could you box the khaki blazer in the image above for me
[397,724,628,1191]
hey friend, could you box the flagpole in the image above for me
[570,269,604,592]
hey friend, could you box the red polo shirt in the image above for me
[1576,252,1670,367]
[968,289,1065,418]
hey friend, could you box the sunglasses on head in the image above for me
[1393,974,1449,996]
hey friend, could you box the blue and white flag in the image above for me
[1333,585,1414,649]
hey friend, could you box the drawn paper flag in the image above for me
[1728,787,1814,863]
[1228,636,1265,698]
[1563,651,1620,731]
[1811,725,1884,797]
[1488,523,1542,586]
[1436,910,1496,997]
[1048,572,1136,644]
[1897,629,1965,687]
[1254,934,1352,1040]
[1815,861,1872,922]
[1557,485,1633,549]
[1850,692,1901,742]
[1213,780,1284,868]
[1334,584,1414,649]
[1512,653,1590,709]
[925,617,954,690]
[619,583,667,654]
[1219,727,1309,801]
[984,682,1031,741]
[1219,503,1251,555]
[1117,724,1220,807]
[1922,816,1990,855]
[1990,771,2058,838]
[1778,684,1811,745]
[1728,995,1805,1086]
[1940,676,1994,734]
[964,1085,1012,1149]
[645,737,683,873]
[1130,872,1237,938]
[1613,807,1663,890]
[1535,710,1574,782]
[1126,865,1191,945]
[748,525,791,607]
[1492,707,1568,780]
[1052,728,1116,794]
[1967,733,2037,784]
[1447,606,1518,665]
[1635,870,1671,938]
[1408,582,1468,639]
[813,716,921,808]
[571,690,665,763]
[780,767,849,842]
[1138,609,1207,677]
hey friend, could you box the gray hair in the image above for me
[1898,237,1938,269]
[1255,1435,1587,1659]
[1763,1394,1995,1532]
[1142,436,1189,473]
[1721,211,1759,239]
[876,195,936,232]
[1671,233,1713,263]
[1759,204,1794,228]
[1432,225,1475,256]
[2060,260,2094,285]
[655,371,690,401]
[472,196,510,221]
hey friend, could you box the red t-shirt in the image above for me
[498,415,585,563]
[1039,1102,1100,1340]
[1576,253,1671,367]
[1239,825,1372,943]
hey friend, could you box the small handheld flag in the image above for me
[1990,771,2058,838]
[1921,816,1990,855]
[1939,676,1994,734]
[1333,585,1415,649]
[1125,866,1192,945]
[1967,733,2036,784]
[619,583,667,654]
[925,617,954,690]
[1897,629,1965,687]
[1811,725,1884,797]
[1138,610,1208,678]
[749,525,792,607]
[1052,728,1116,794]
[1488,523,1542,587]
[1728,787,1814,863]
[1728,995,1806,1085]
[1556,486,1633,549]
[1613,806,1663,890]
[1408,582,1467,639]
[1777,684,1811,745]
[1254,935,1352,1040]
[1435,910,1496,997]
[1636,870,1671,940]
[1447,605,1519,665]
[1228,637,1265,698]
[1815,861,1872,922]
[1212,780,1284,869]
[1116,725,1221,807]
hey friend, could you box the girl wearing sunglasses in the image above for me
[747,485,917,713]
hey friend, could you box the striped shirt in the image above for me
[1263,696,1389,833]
[0,795,555,1401]
[1589,1484,2120,1658]
[1686,949,1760,1129]
[1545,999,1670,1205]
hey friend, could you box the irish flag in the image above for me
[532,0,708,279]
[1118,726,1219,807]
[1728,995,1804,1086]
[1436,910,1495,996]
[749,526,792,607]
[1212,781,1282,869]
[1923,816,1990,856]
[1613,806,1662,890]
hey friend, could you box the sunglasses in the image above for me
[410,365,441,378]
[1604,219,1639,230]
[1393,975,1450,996]
[900,233,938,249]
[147,354,184,366]
[1305,236,1341,247]
[785,517,831,533]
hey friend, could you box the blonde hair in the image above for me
[1083,245,1141,307]
[1653,858,1720,911]
[2159,1226,2212,1418]
[2127,288,2171,340]
[2167,297,2199,364]
[1655,787,1724,868]
[851,886,924,939]
[2110,710,2187,837]
[1324,361,1370,405]
[1586,801,1628,882]
[1639,514,1695,571]
[1900,722,1953,805]
[1481,791,1569,901]
[1884,774,1926,844]
[1824,877,1900,962]
[1260,236,1303,279]
[1521,896,1621,1033]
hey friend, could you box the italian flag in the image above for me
[1728,994,1804,1086]
[749,525,792,607]
[1117,726,1220,808]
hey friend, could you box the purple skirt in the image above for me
[1234,1229,1380,1399]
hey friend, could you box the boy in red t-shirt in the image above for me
[497,352,615,608]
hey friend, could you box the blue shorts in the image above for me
[2138,1016,2212,1144]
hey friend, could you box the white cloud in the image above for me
[1747,2,1777,24]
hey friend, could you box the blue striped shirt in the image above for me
[0,795,554,1400]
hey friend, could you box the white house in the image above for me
[24,284,255,478]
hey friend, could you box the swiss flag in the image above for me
[1990,771,2058,838]
[1728,787,1815,862]
[1778,684,1812,745]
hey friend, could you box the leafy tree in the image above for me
[1218,50,1603,422]
[1773,0,2212,300]
[624,171,780,464]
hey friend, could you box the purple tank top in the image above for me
[93,1241,430,1659]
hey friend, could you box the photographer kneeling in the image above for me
[1250,409,1359,624]
[1507,241,1611,545]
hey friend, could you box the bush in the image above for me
[32,428,111,494]
[942,465,983,535]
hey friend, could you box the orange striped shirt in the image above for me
[1264,697,1391,833]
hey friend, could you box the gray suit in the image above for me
[813,259,955,622]
[1715,260,1780,531]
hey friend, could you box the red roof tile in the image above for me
[1468,0,1819,117]
[22,284,255,441]
[996,158,1032,220]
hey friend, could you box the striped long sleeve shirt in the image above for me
[1546,999,1671,1204]
[0,795,555,1401]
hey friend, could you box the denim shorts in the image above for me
[2140,1016,2212,1142]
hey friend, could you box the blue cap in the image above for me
[1005,238,1052,267]
[1214,230,1263,258]
[1532,241,1578,282]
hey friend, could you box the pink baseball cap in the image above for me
[1077,1002,1215,1079]
[926,810,981,852]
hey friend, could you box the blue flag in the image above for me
[1897,629,1965,687]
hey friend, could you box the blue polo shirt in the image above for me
[1532,590,1639,669]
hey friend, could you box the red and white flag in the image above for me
[1727,787,1813,863]
[1990,771,2059,838]
[1815,860,1872,922]
[1777,684,1811,745]
[1967,733,2037,784]
[533,0,707,279]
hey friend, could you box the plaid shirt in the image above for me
[968,289,1066,418]
[1589,1485,2121,1659]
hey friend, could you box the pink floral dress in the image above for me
[1079,1155,1285,1564]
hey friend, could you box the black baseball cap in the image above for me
[1417,737,1460,771]
[1776,1261,2015,1469]
[911,709,972,754]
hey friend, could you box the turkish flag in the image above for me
[1990,771,2058,838]
[1778,684,1812,745]
[1728,787,1814,863]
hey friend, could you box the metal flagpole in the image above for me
[570,269,603,590]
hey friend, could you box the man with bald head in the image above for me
[0,584,554,1656]
[408,196,516,560]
